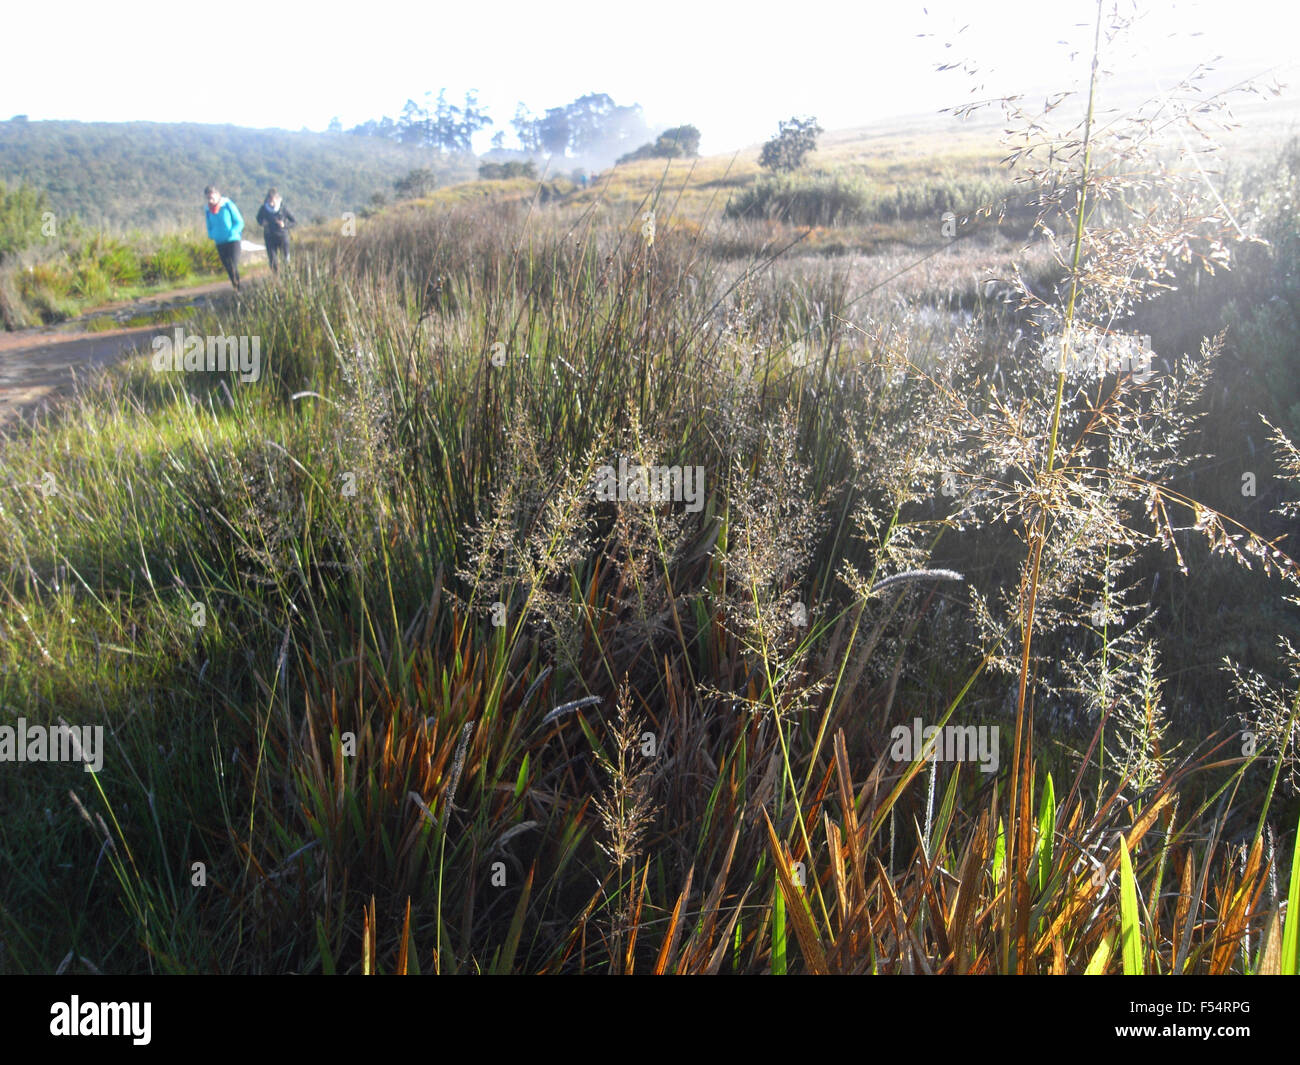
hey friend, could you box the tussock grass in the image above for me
[1,229,226,328]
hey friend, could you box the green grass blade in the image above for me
[992,817,1006,887]
[1084,932,1114,975]
[1282,813,1300,976]
[1119,836,1143,975]
[1036,771,1055,896]
[771,883,787,976]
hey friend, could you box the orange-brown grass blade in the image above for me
[763,809,829,974]
[396,896,411,976]
[825,814,849,930]
[947,807,990,974]
[833,731,869,905]
[652,864,694,975]
[1257,906,1283,975]
[704,886,752,975]
[676,826,740,973]
[623,860,650,975]
[1031,789,1172,960]
[1172,850,1194,973]
[1210,838,1268,974]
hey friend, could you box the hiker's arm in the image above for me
[283,207,296,226]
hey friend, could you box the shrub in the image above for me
[144,239,192,283]
[0,268,35,329]
[16,263,77,322]
[759,116,823,173]
[0,179,52,258]
[17,261,72,300]
[725,171,1027,229]
[70,260,112,302]
[725,172,873,226]
[394,167,438,199]
[97,240,143,286]
[478,160,537,180]
[617,124,701,164]
[186,239,221,274]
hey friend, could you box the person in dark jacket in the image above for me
[204,185,244,290]
[256,188,296,273]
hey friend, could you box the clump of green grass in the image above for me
[143,238,192,284]
[726,171,877,226]
[725,169,1026,228]
[1,229,219,326]
[96,239,143,286]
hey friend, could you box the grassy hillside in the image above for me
[0,117,473,231]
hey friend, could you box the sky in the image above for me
[2,0,1296,153]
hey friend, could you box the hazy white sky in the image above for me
[1,0,1294,152]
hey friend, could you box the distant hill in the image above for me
[0,117,475,233]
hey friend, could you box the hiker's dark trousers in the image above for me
[265,233,290,272]
[216,240,241,289]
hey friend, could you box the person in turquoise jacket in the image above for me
[204,185,245,291]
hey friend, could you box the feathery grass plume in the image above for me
[593,679,658,972]
[868,568,964,596]
[589,409,704,670]
[593,680,656,870]
[709,407,830,720]
[1225,636,1300,798]
[453,397,605,672]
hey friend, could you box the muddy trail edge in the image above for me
[0,276,257,430]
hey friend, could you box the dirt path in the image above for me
[0,276,256,429]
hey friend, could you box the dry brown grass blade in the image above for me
[676,826,740,972]
[547,885,606,974]
[823,813,865,971]
[704,886,752,975]
[623,861,650,975]
[871,855,906,960]
[947,807,990,974]
[1258,906,1283,975]
[763,808,830,974]
[797,760,836,865]
[825,813,850,928]
[1031,790,1174,959]
[1172,850,1193,973]
[1124,790,1174,852]
[1210,840,1269,974]
[1233,836,1264,911]
[362,894,377,975]
[916,846,953,963]
[1013,737,1037,974]
[652,863,694,975]
[833,731,869,905]
[396,896,411,975]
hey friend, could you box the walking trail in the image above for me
[0,277,251,430]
